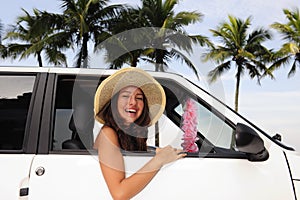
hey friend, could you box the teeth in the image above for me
[126,109,136,113]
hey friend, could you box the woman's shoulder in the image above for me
[94,125,119,149]
[101,125,117,135]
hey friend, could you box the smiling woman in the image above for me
[93,67,186,199]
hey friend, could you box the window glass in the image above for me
[0,75,35,150]
[52,75,97,151]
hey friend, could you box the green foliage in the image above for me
[101,0,210,77]
[58,0,124,67]
[2,9,69,66]
[204,15,273,111]
[270,8,300,77]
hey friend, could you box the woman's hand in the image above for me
[154,145,187,167]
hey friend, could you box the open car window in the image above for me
[173,98,235,149]
[154,78,243,158]
[50,74,244,158]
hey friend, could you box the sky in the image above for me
[0,0,300,151]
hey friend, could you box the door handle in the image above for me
[35,166,45,176]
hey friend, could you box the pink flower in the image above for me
[180,98,199,153]
[181,140,199,152]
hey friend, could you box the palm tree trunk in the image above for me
[154,63,159,71]
[155,49,164,71]
[37,52,43,67]
[234,70,241,112]
[82,33,89,68]
[131,55,138,67]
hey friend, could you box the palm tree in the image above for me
[3,9,68,67]
[98,6,148,68]
[270,8,300,77]
[203,15,272,112]
[100,0,211,76]
[59,0,123,68]
[140,0,211,75]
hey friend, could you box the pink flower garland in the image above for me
[181,98,199,152]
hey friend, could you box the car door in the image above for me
[27,70,295,200]
[0,69,47,200]
[27,71,113,200]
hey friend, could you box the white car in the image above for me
[0,67,299,200]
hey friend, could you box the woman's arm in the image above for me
[94,126,186,200]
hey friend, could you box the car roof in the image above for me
[0,66,183,77]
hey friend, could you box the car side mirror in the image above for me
[235,123,269,161]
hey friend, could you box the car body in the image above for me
[0,66,299,200]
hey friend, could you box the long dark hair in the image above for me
[96,90,151,151]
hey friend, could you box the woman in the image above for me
[93,67,186,200]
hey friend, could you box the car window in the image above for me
[174,99,234,149]
[0,75,35,150]
[52,75,98,151]
[157,78,236,154]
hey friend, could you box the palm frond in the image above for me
[208,61,231,83]
[287,59,299,77]
[170,48,199,79]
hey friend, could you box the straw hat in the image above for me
[94,67,166,126]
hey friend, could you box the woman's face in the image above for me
[117,86,145,124]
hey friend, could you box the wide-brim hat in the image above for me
[94,67,166,126]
